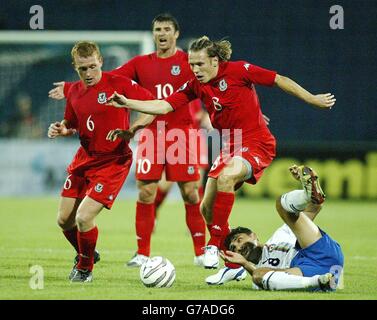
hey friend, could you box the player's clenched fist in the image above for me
[47,122,76,138]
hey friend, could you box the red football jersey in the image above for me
[112,50,195,129]
[64,72,154,155]
[166,61,277,142]
[188,99,203,130]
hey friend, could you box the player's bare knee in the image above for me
[57,210,74,229]
[181,188,199,204]
[217,174,236,192]
[57,215,69,229]
[138,185,156,203]
[75,211,90,228]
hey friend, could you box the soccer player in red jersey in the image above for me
[47,41,154,282]
[106,35,336,283]
[49,14,207,268]
[152,99,211,225]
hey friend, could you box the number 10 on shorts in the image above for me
[137,159,152,174]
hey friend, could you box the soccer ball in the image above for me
[139,256,176,288]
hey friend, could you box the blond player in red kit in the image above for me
[47,41,154,282]
[105,35,336,284]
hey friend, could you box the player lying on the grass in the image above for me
[217,165,344,291]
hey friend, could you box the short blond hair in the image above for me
[189,36,232,61]
[71,41,102,65]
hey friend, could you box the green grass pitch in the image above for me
[0,197,376,300]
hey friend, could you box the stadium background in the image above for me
[0,0,376,301]
[0,0,376,200]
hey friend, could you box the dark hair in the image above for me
[151,13,180,32]
[223,226,253,250]
[189,36,232,61]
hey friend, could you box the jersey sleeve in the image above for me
[165,81,197,112]
[110,57,137,79]
[63,82,73,97]
[63,98,78,129]
[117,77,155,101]
[240,61,277,87]
[266,224,297,245]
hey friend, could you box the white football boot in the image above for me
[296,165,326,205]
[203,245,219,269]
[205,266,247,285]
[126,253,149,267]
[193,254,205,267]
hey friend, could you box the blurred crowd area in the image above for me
[0,1,376,143]
[0,92,44,139]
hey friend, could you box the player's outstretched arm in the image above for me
[106,91,173,115]
[274,74,336,109]
[48,82,66,100]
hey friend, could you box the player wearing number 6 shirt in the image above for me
[105,35,336,283]
[49,14,207,268]
[47,41,154,283]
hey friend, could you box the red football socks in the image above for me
[185,202,206,256]
[208,191,235,248]
[63,226,79,253]
[135,201,155,256]
[77,226,98,271]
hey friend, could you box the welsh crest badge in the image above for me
[171,65,181,76]
[97,92,107,104]
[187,166,195,175]
[95,183,103,193]
[219,79,227,91]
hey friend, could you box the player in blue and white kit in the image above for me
[216,164,344,291]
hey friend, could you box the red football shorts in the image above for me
[135,125,200,182]
[208,132,276,187]
[61,147,132,209]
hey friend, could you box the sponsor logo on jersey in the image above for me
[212,225,221,231]
[171,65,181,76]
[244,63,251,71]
[94,183,103,193]
[97,92,107,104]
[187,166,195,175]
[219,79,228,91]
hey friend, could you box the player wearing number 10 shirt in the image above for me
[111,14,206,267]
